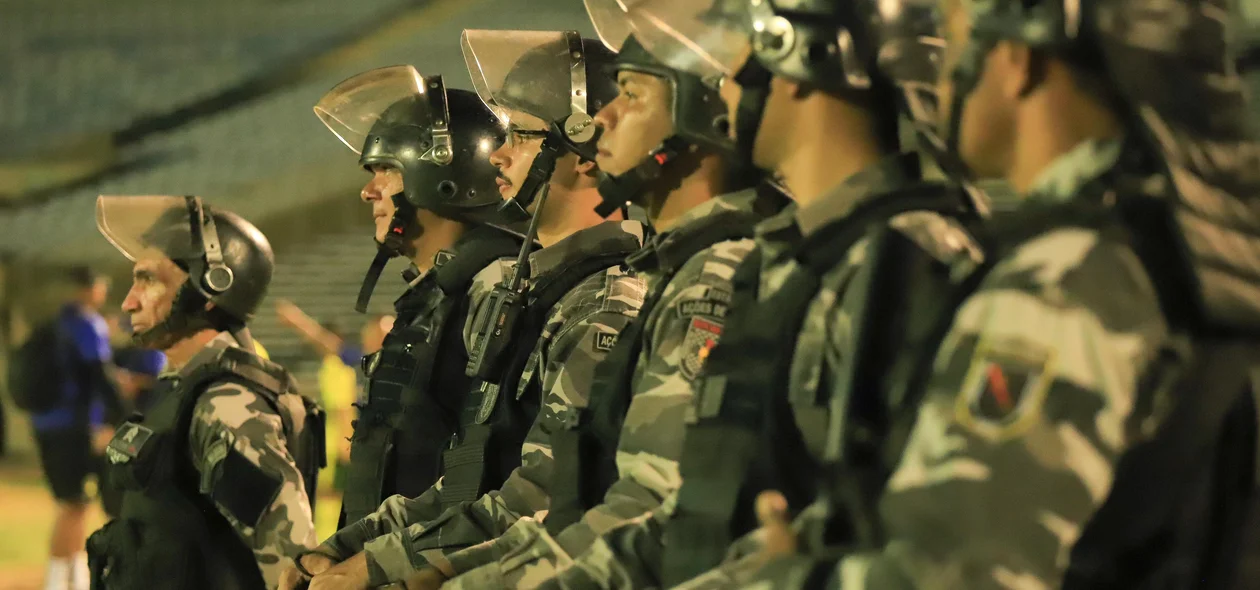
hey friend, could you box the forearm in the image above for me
[320,486,444,558]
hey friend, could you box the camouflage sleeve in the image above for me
[744,229,1173,589]
[187,383,317,589]
[359,269,645,586]
[316,486,445,559]
[549,239,754,563]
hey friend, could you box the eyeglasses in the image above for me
[506,127,549,147]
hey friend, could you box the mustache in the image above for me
[496,171,513,187]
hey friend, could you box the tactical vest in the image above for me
[801,196,1260,589]
[342,229,523,524]
[438,248,640,511]
[86,343,321,590]
[545,210,766,537]
[662,185,976,585]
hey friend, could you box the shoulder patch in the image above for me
[675,290,731,321]
[105,422,156,465]
[593,331,618,352]
[680,317,724,381]
[953,337,1056,443]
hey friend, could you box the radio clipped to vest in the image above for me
[466,134,563,382]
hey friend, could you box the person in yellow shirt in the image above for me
[275,299,392,538]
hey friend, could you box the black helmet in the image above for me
[461,29,620,220]
[315,66,505,226]
[583,0,735,214]
[96,195,274,345]
[616,0,944,170]
[316,66,516,312]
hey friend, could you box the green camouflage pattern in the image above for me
[315,221,647,586]
[440,191,771,590]
[741,137,1183,589]
[185,333,317,588]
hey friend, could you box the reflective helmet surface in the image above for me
[315,66,506,226]
[96,195,275,324]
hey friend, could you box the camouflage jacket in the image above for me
[317,221,647,586]
[435,191,776,590]
[184,333,318,588]
[551,156,982,589]
[746,138,1180,589]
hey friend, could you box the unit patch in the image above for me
[954,338,1056,442]
[680,317,724,381]
[593,331,619,352]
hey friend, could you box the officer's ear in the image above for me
[574,157,598,178]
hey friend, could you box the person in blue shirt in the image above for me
[31,266,126,590]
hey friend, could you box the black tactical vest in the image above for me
[341,228,523,524]
[544,209,768,537]
[85,341,319,590]
[438,247,640,511]
[800,195,1260,590]
[661,184,976,585]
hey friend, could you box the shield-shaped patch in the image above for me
[953,337,1056,442]
[680,317,724,381]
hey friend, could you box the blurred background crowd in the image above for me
[0,0,1258,589]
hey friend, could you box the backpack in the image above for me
[8,321,67,413]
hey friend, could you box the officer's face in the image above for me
[937,0,1020,179]
[360,166,406,243]
[488,112,550,201]
[592,71,674,177]
[121,257,186,338]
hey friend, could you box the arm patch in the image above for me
[211,445,283,529]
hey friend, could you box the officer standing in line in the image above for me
[483,1,985,587]
[86,196,320,590]
[739,0,1260,587]
[280,37,649,590]
[307,67,527,539]
[427,14,790,589]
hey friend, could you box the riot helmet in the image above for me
[97,195,274,348]
[583,0,734,214]
[617,0,946,175]
[315,66,508,311]
[316,66,505,226]
[461,29,620,221]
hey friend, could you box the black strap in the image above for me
[662,185,969,585]
[546,212,763,536]
[439,251,633,509]
[1062,339,1260,589]
[433,227,527,295]
[345,230,523,522]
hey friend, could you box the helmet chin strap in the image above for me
[727,58,773,192]
[594,135,695,218]
[356,193,417,313]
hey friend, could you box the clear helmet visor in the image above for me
[313,65,428,154]
[583,0,639,51]
[622,0,752,79]
[96,195,201,263]
[461,29,586,127]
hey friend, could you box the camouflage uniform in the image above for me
[730,137,1187,589]
[534,157,981,590]
[315,221,647,586]
[177,333,318,588]
[440,190,772,590]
